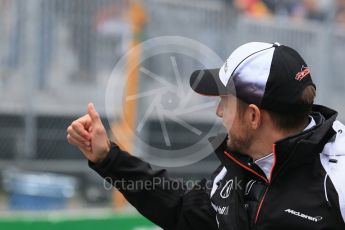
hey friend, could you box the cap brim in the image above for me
[189,69,230,96]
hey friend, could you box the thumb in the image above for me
[87,103,101,123]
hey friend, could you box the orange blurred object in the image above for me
[112,1,147,210]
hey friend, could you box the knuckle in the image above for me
[71,133,81,141]
[71,121,79,129]
[67,137,74,145]
[95,127,104,134]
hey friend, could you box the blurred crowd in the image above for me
[338,0,345,25]
[1,0,345,91]
[231,0,345,25]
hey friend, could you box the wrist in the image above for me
[92,140,112,164]
[98,139,111,163]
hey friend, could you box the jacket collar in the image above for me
[209,133,270,183]
[209,105,338,183]
[270,105,337,182]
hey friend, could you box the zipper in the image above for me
[224,145,278,228]
[253,144,279,228]
[224,150,270,227]
[254,186,269,224]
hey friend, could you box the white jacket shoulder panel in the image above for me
[320,120,345,222]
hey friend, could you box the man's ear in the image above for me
[248,104,261,129]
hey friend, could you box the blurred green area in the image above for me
[0,214,158,230]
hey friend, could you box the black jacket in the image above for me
[89,105,345,229]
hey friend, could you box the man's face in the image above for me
[216,95,254,153]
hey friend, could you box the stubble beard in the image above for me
[226,126,254,154]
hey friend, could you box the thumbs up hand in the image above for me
[67,103,111,164]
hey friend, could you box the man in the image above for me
[67,42,345,229]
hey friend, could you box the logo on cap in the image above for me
[295,65,310,81]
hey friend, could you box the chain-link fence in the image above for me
[0,0,344,217]
[0,0,129,213]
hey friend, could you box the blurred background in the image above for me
[0,0,345,229]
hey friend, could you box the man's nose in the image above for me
[216,101,223,118]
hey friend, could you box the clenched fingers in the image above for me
[67,122,90,146]
[75,114,92,129]
[67,133,92,151]
[67,130,90,147]
[70,121,90,140]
